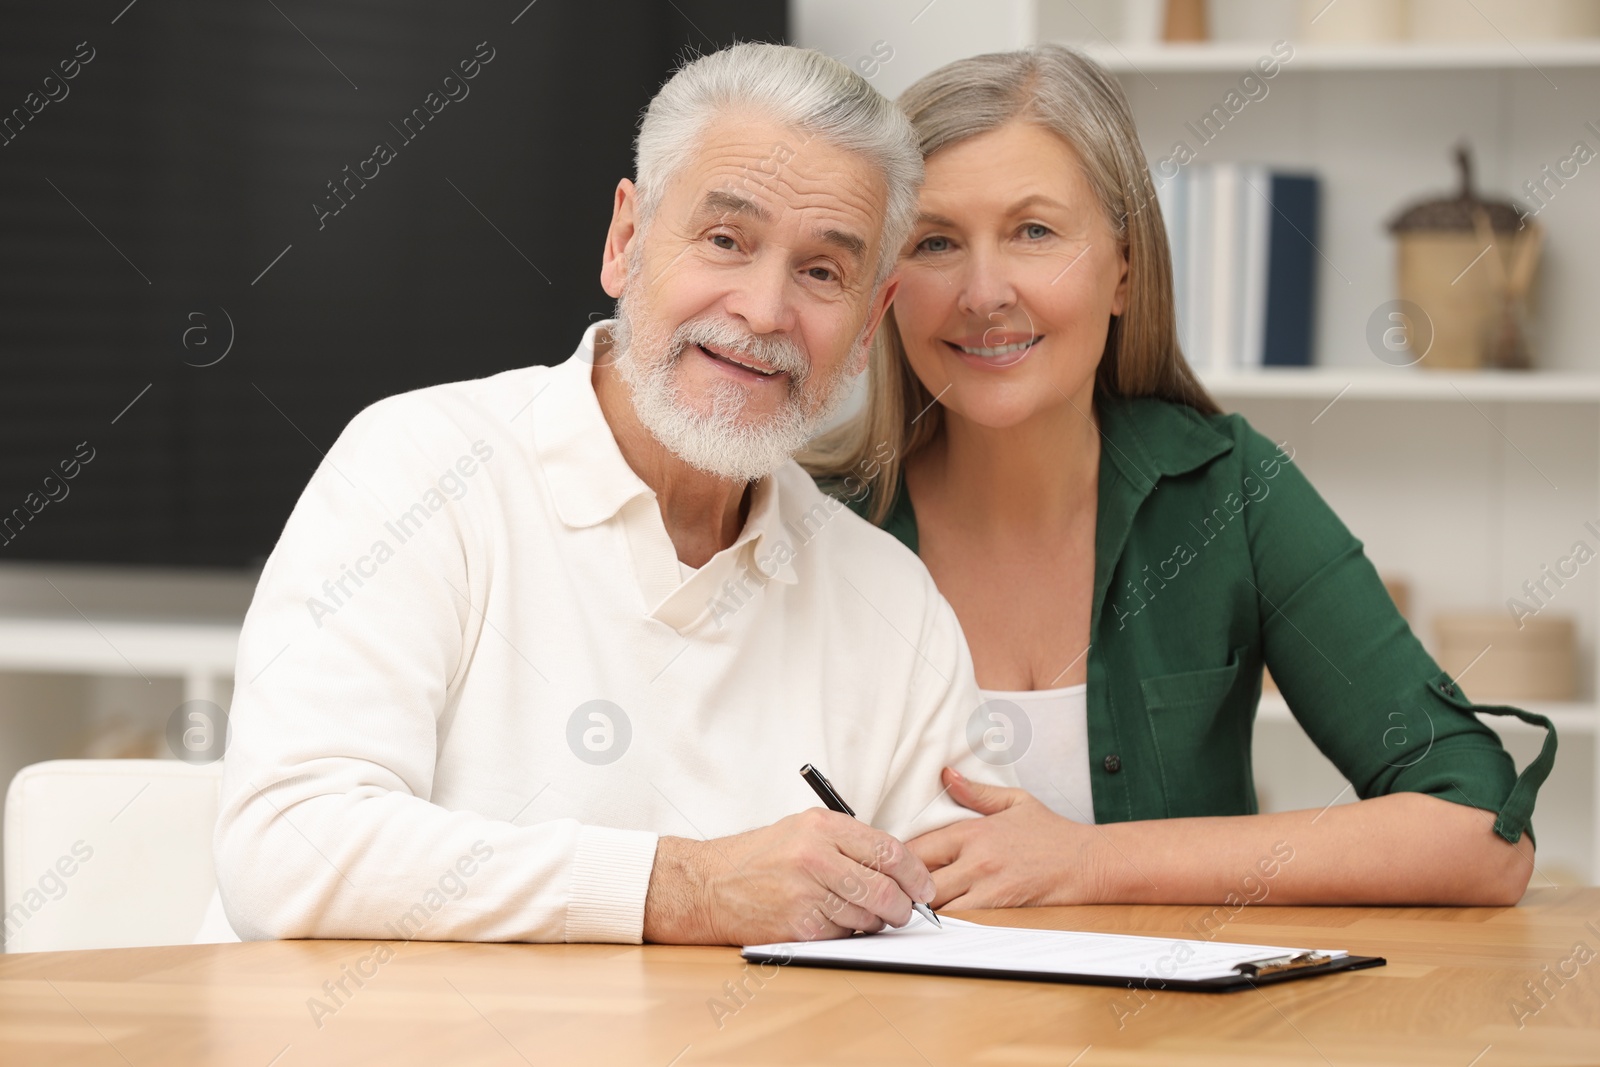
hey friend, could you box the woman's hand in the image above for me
[908,767,1104,909]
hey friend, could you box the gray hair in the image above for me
[634,42,922,289]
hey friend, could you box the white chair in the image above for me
[3,759,238,953]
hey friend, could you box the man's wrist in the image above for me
[642,836,712,943]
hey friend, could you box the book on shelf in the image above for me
[1156,163,1321,372]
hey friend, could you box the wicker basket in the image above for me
[1388,144,1542,370]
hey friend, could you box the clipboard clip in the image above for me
[1234,951,1335,978]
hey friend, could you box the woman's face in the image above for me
[893,120,1129,430]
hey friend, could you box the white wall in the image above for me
[791,0,1042,99]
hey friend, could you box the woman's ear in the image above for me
[1109,242,1131,317]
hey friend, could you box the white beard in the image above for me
[607,281,866,482]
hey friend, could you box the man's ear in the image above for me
[850,273,899,375]
[600,178,640,299]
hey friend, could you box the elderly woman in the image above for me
[805,45,1555,909]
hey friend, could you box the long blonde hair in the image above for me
[800,44,1218,525]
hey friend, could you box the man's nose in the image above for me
[724,252,797,336]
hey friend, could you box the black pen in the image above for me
[799,763,941,929]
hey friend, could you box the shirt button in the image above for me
[1441,682,1457,697]
[1102,754,1122,774]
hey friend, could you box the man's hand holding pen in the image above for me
[642,810,936,945]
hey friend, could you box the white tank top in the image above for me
[976,683,1095,824]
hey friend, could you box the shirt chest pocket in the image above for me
[1139,645,1255,817]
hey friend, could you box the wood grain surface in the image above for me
[1,888,1596,1066]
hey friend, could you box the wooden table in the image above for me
[2,888,1597,1066]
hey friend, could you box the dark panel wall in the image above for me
[0,0,787,568]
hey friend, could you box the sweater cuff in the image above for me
[563,825,659,943]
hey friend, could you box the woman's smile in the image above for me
[943,333,1044,369]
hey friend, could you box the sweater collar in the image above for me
[530,320,798,586]
[531,321,653,529]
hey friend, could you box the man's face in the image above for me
[599,111,900,481]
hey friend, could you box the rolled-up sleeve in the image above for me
[1239,425,1556,845]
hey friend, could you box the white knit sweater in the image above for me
[212,322,1011,944]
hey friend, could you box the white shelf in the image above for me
[0,615,239,705]
[1066,40,1600,73]
[1200,368,1600,402]
[1255,693,1594,735]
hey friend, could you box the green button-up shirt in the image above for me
[829,391,1555,844]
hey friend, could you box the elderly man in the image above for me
[213,42,1012,948]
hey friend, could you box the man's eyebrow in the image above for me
[693,190,772,223]
[816,226,867,264]
[695,189,868,267]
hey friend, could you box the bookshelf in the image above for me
[1034,14,1600,885]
